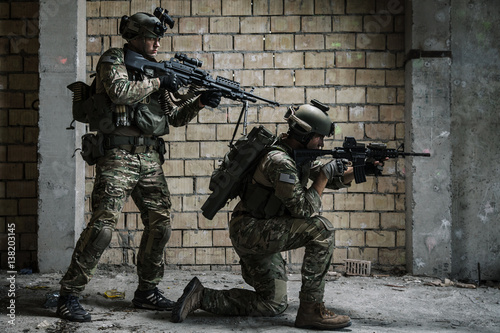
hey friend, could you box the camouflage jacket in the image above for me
[95,45,203,131]
[235,135,349,219]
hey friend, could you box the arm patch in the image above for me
[275,173,296,199]
[279,173,296,184]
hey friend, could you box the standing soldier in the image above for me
[57,9,221,322]
[172,103,385,330]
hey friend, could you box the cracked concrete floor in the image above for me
[1,267,499,333]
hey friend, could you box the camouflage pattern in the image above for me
[201,139,347,316]
[60,45,202,295]
[60,148,171,294]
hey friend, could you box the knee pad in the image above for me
[92,226,113,252]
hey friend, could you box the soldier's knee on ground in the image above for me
[264,278,288,316]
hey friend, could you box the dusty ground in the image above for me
[1,266,499,333]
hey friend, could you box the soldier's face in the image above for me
[142,37,160,58]
[307,134,325,149]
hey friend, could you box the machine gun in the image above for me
[294,137,431,184]
[124,49,280,106]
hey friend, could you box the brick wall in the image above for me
[0,1,40,271]
[0,0,406,273]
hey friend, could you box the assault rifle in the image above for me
[124,49,280,106]
[294,137,431,184]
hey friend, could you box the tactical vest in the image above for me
[68,47,170,136]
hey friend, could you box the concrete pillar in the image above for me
[404,0,453,277]
[38,0,86,272]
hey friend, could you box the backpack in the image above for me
[201,125,276,220]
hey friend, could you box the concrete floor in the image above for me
[1,267,499,333]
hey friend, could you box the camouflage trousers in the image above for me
[201,214,334,316]
[60,148,172,295]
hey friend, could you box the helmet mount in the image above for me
[285,100,334,146]
[120,7,174,41]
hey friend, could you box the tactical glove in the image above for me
[322,158,349,180]
[200,90,222,108]
[364,158,384,176]
[159,71,186,92]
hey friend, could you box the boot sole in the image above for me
[171,277,201,323]
[295,320,352,330]
[132,299,173,311]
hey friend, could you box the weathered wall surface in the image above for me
[450,1,500,281]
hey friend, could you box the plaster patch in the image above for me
[415,258,426,268]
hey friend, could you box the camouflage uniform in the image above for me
[60,45,203,295]
[201,136,349,316]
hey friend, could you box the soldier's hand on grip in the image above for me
[321,158,349,180]
[159,71,183,92]
[364,158,385,176]
[200,90,222,108]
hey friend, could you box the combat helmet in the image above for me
[285,99,334,145]
[119,7,174,41]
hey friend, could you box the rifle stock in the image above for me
[124,49,280,106]
[293,137,430,184]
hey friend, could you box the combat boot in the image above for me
[171,277,204,323]
[132,287,175,311]
[295,301,351,330]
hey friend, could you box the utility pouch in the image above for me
[81,133,105,165]
[156,137,166,165]
[135,95,170,136]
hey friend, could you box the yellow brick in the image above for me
[365,123,394,140]
[86,2,100,17]
[241,17,269,33]
[380,105,404,121]
[265,34,294,50]
[347,247,378,262]
[244,53,274,69]
[349,105,378,122]
[271,16,300,33]
[334,193,364,211]
[200,141,229,159]
[213,229,232,247]
[379,248,405,266]
[276,87,305,104]
[9,74,38,90]
[336,230,365,247]
[334,122,364,140]
[167,177,194,194]
[378,177,405,194]
[226,247,240,265]
[346,0,375,14]
[234,69,264,87]
[87,18,118,36]
[336,51,365,68]
[366,230,395,247]
[170,142,199,158]
[166,248,196,265]
[325,33,356,50]
[295,34,325,50]
[203,35,232,51]
[199,213,228,229]
[306,88,336,104]
[182,194,208,212]
[100,1,129,17]
[259,107,286,123]
[99,248,123,265]
[275,52,304,69]
[367,87,397,104]
[179,17,209,34]
[234,35,264,51]
[214,53,243,70]
[295,69,325,86]
[365,194,394,211]
[163,159,184,177]
[264,70,294,86]
[367,53,396,69]
[172,35,202,52]
[388,33,404,51]
[356,69,385,86]
[386,69,404,86]
[396,123,405,139]
[302,16,332,32]
[395,194,405,211]
[192,0,221,15]
[337,87,365,104]
[196,177,211,195]
[285,0,314,14]
[186,124,216,141]
[323,211,349,228]
[168,230,182,247]
[196,247,226,264]
[171,212,198,230]
[357,34,386,50]
[183,229,212,247]
[0,56,22,72]
[185,160,215,176]
[333,16,363,32]
[333,248,348,264]
[222,0,252,15]
[350,212,379,229]
[326,69,355,85]
[305,52,335,68]
[397,230,405,247]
